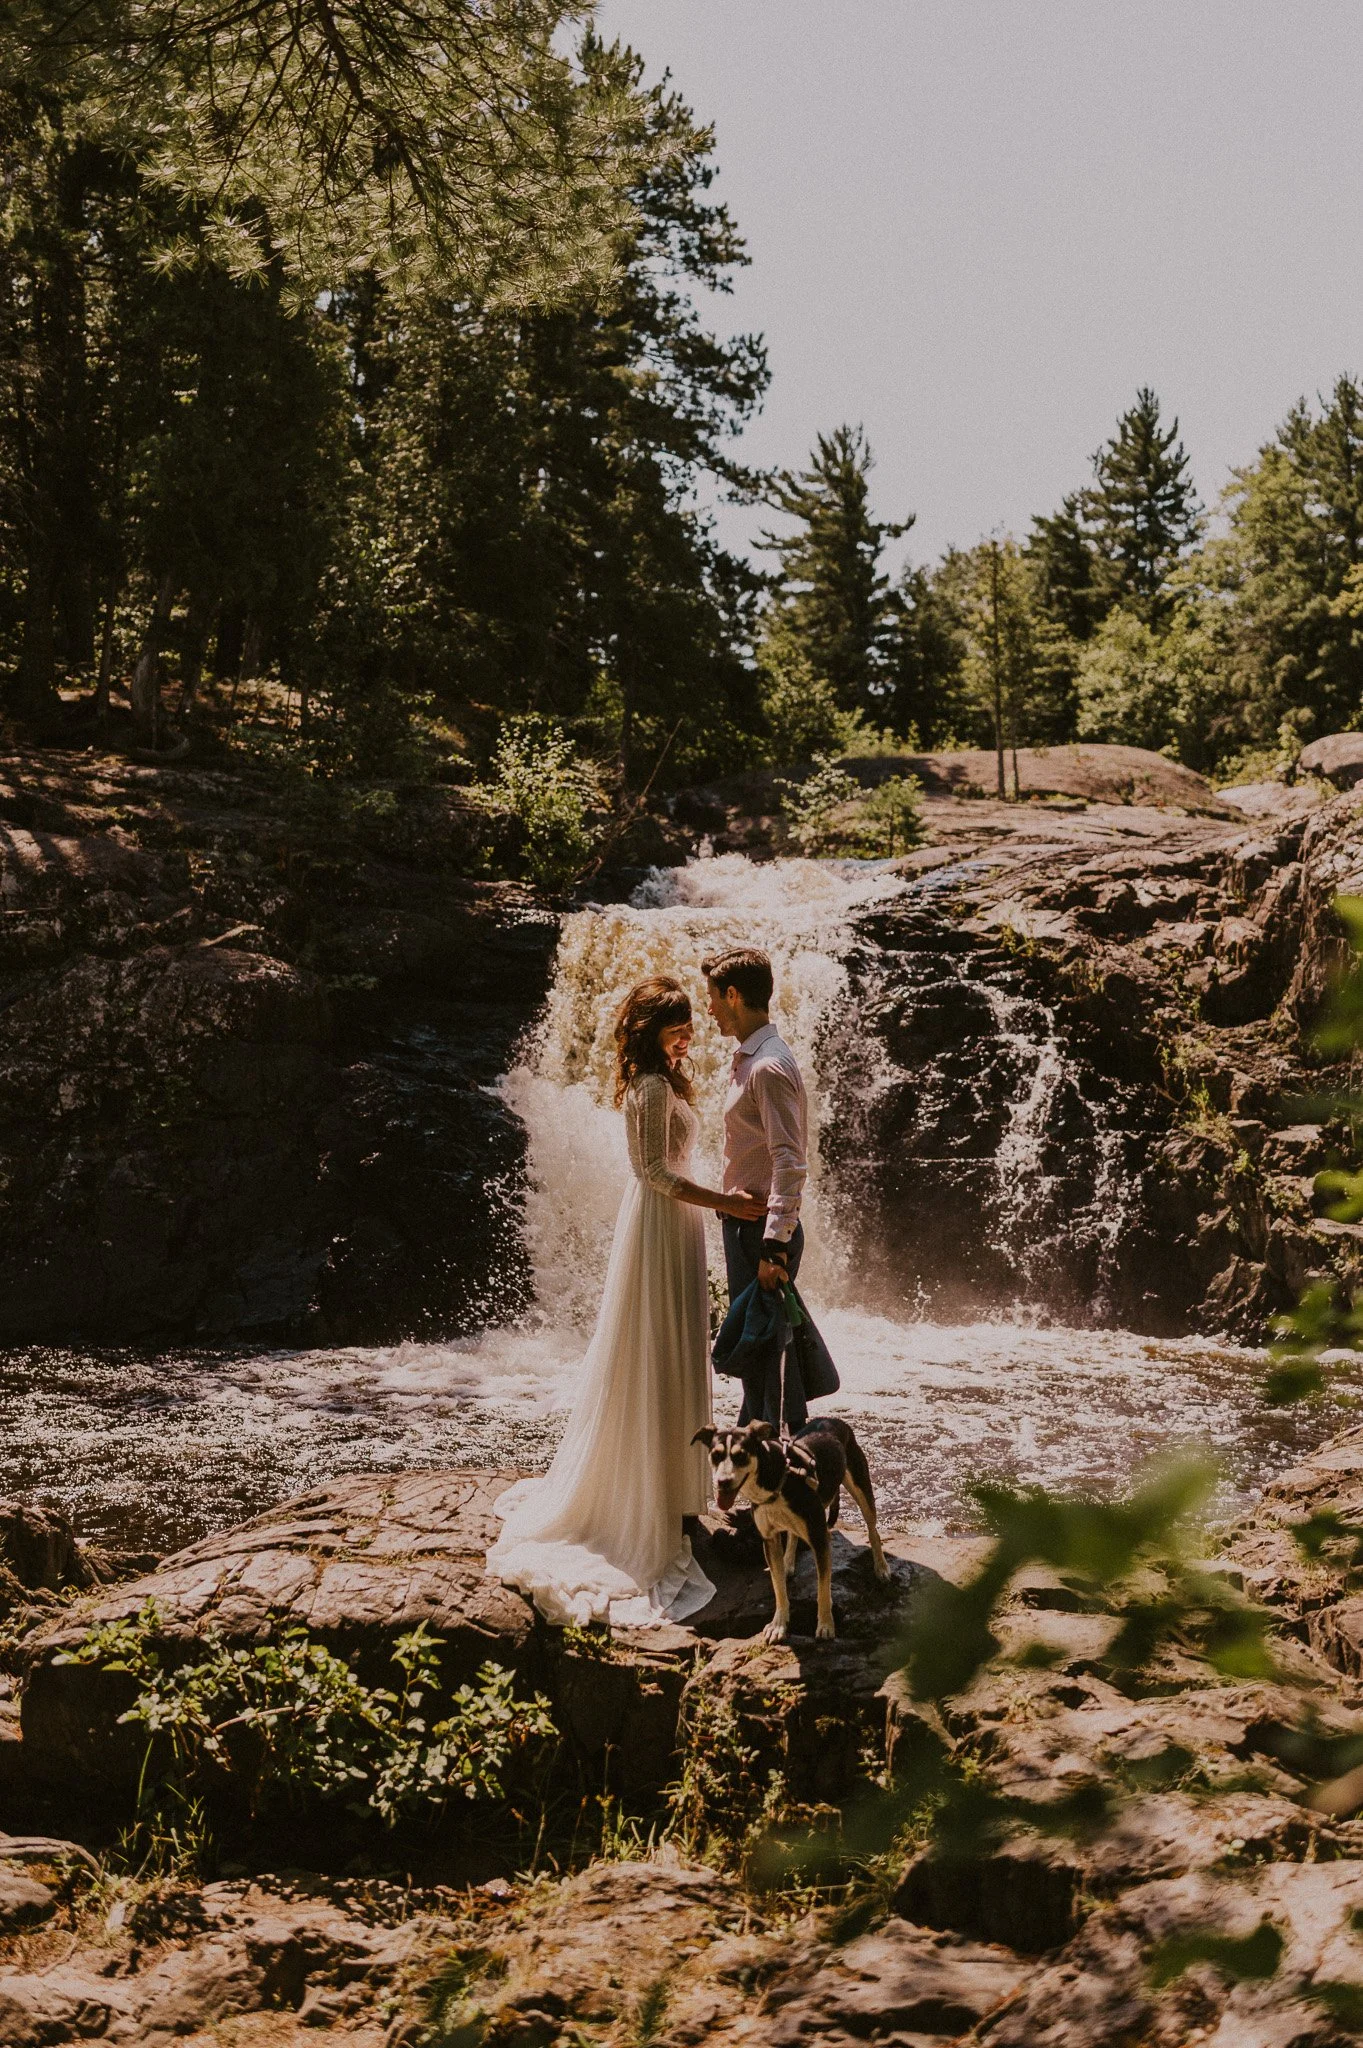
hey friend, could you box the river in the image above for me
[5,854,1358,1555]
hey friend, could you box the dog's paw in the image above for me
[761,1618,789,1645]
[873,1557,893,1584]
[815,1617,836,1641]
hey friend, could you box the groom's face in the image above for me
[706,977,742,1040]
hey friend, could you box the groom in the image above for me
[703,945,811,1432]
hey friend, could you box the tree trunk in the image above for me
[240,613,266,680]
[213,604,245,681]
[178,594,214,718]
[989,542,1005,800]
[16,539,60,725]
[94,573,118,728]
[130,574,177,748]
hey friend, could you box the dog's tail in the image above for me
[842,1428,875,1510]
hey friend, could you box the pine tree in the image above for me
[1086,387,1201,616]
[1191,375,1363,751]
[759,424,911,717]
[1026,492,1108,641]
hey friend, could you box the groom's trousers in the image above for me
[721,1217,807,1432]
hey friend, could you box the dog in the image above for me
[692,1418,891,1643]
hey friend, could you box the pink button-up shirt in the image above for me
[722,1021,808,1245]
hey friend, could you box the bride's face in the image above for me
[658,1022,692,1067]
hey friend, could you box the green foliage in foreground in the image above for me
[58,1604,556,1857]
[1148,1917,1285,1989]
[1264,895,1363,1403]
[756,1460,1276,1896]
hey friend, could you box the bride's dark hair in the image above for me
[614,975,694,1107]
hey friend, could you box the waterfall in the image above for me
[981,980,1135,1312]
[501,853,907,1324]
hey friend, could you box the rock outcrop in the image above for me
[800,783,1363,1332]
[14,1425,1363,2041]
[16,1469,928,1809]
[10,1425,1363,2048]
[0,747,557,1343]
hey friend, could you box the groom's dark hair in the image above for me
[702,946,773,1010]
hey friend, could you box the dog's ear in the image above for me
[691,1427,717,1448]
[745,1420,777,1443]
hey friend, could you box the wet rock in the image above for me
[0,747,556,1345]
[0,1499,92,1600]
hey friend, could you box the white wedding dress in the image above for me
[486,1071,717,1628]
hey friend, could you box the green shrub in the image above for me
[778,757,925,857]
[472,714,606,890]
[59,1605,556,1853]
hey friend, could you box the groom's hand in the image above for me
[757,1255,787,1292]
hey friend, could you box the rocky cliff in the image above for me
[0,746,557,1343]
[756,771,1363,1335]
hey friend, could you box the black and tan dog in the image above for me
[692,1419,891,1642]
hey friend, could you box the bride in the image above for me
[486,974,764,1627]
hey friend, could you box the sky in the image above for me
[596,0,1363,575]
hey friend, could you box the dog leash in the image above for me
[778,1281,804,1448]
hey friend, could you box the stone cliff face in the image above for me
[812,783,1363,1335]
[0,749,557,1344]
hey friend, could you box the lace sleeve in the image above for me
[629,1074,688,1198]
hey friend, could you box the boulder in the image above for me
[19,1474,939,1811]
[21,1470,539,1793]
[1298,731,1363,789]
[985,1860,1363,2047]
[0,1867,54,1933]
[0,1499,92,1599]
[747,1918,1031,2044]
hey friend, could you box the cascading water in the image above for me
[501,852,902,1319]
[8,850,1363,1556]
[981,980,1134,1311]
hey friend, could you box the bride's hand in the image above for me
[720,1190,767,1220]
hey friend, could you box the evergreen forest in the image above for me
[3,0,1362,824]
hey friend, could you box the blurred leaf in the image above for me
[1010,1639,1064,1670]
[1201,1603,1277,1680]
[1105,1595,1185,1671]
[1292,1510,1363,1569]
[1318,1169,1363,1224]
[1314,896,1363,1055]
[972,1462,1215,1585]
[1265,1357,1326,1405]
[1309,1981,1363,2029]
[899,1575,1002,1704]
[1149,1917,1284,1988]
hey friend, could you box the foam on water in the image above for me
[6,1324,1359,1554]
